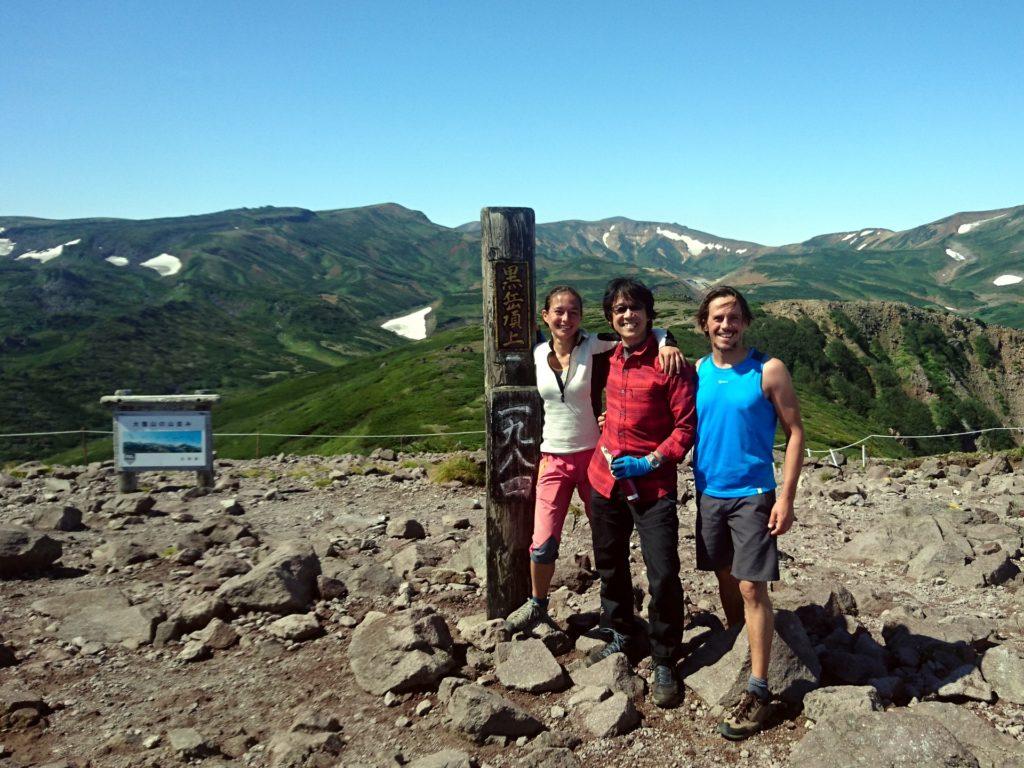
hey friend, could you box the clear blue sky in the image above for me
[3,0,1022,245]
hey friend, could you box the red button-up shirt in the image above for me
[588,333,697,502]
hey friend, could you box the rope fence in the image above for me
[771,426,1024,468]
[0,429,485,440]
[0,426,488,463]
[1,425,1021,466]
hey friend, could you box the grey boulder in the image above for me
[445,683,544,743]
[682,609,820,707]
[387,517,427,539]
[980,645,1024,705]
[91,539,156,568]
[32,505,83,532]
[568,653,645,699]
[268,613,322,642]
[31,587,163,648]
[789,709,979,767]
[912,701,1024,768]
[519,748,579,768]
[495,638,567,693]
[457,614,510,652]
[937,664,995,702]
[0,527,62,576]
[215,540,320,614]
[406,750,476,768]
[347,608,455,695]
[583,692,640,738]
[802,685,882,723]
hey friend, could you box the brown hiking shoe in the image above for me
[719,691,771,740]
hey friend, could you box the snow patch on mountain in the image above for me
[16,238,81,264]
[382,306,432,340]
[736,248,747,254]
[0,237,14,256]
[18,246,64,263]
[140,253,182,276]
[856,242,868,251]
[957,214,1006,235]
[993,274,1023,286]
[842,233,856,242]
[656,227,730,256]
[600,224,620,248]
[859,230,874,237]
[945,248,966,262]
[656,226,687,243]
[106,256,129,267]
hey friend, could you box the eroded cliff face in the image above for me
[764,300,1024,434]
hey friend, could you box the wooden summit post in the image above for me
[482,207,543,619]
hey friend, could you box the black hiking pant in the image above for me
[590,489,684,661]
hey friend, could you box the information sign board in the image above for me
[113,411,212,471]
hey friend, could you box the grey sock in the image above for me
[747,675,769,701]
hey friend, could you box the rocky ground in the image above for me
[1,449,1023,768]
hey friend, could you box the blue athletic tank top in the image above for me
[693,348,778,498]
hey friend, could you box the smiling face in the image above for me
[703,296,749,354]
[541,291,582,343]
[609,291,649,347]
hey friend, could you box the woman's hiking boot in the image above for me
[504,599,548,634]
[718,690,771,740]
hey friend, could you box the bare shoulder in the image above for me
[761,356,793,390]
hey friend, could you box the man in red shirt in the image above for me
[586,277,697,708]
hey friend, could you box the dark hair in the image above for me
[543,285,583,312]
[602,277,656,330]
[696,285,753,335]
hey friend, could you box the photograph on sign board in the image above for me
[115,412,209,469]
[123,430,203,456]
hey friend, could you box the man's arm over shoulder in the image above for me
[654,363,698,464]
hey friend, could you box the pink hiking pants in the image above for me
[529,448,595,563]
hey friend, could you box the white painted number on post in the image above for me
[496,405,536,497]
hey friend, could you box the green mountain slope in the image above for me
[736,205,1024,326]
[50,299,1024,467]
[4,203,1024,461]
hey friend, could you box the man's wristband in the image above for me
[645,452,662,470]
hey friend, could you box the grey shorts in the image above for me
[696,491,780,582]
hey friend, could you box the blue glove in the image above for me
[610,455,653,480]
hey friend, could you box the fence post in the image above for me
[862,444,867,468]
[482,207,542,619]
[118,471,138,493]
[256,431,261,460]
[80,427,88,464]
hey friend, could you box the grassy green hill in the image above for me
[56,300,1004,466]
[4,203,1023,462]
[740,205,1024,327]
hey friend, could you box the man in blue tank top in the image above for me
[692,286,805,741]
